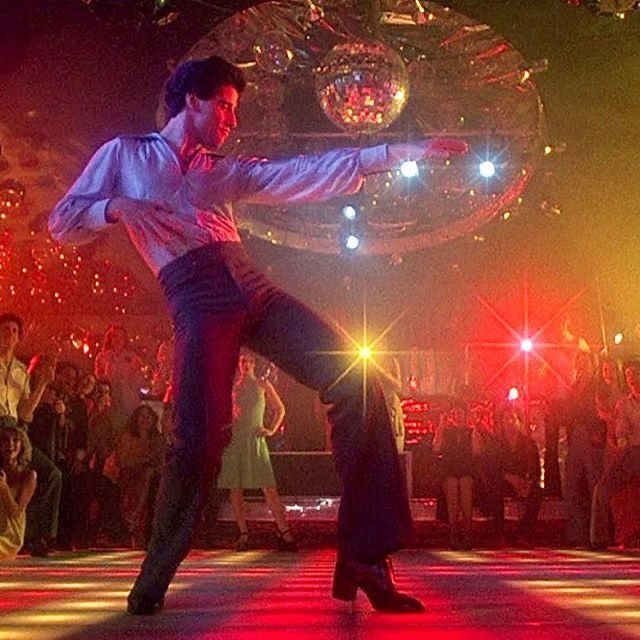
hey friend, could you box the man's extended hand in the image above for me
[423,138,469,158]
[387,138,469,166]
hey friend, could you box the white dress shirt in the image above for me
[49,133,398,276]
[0,357,30,420]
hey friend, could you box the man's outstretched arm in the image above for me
[218,138,468,206]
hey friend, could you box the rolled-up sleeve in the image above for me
[227,144,390,205]
[49,138,121,245]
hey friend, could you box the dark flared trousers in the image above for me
[130,244,411,603]
[25,447,62,544]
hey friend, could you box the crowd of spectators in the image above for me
[1,308,640,558]
[0,315,171,558]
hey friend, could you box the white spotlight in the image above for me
[479,160,496,178]
[614,332,623,345]
[342,205,358,221]
[520,338,533,353]
[344,234,360,250]
[400,160,419,178]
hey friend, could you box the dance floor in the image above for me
[1,548,640,640]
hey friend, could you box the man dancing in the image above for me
[50,56,467,614]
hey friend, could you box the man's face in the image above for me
[602,361,615,384]
[192,84,239,149]
[0,321,20,354]
[625,366,640,394]
[55,366,78,394]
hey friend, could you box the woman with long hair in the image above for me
[433,400,474,550]
[116,404,166,548]
[0,421,37,558]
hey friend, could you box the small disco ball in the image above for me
[315,40,409,134]
[254,30,295,74]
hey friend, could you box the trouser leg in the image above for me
[565,442,588,545]
[244,290,411,562]
[459,476,474,537]
[130,311,246,602]
[443,477,460,541]
[519,484,543,536]
[25,448,62,544]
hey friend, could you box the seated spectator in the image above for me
[491,407,543,546]
[470,404,504,544]
[115,405,166,549]
[0,318,59,558]
[433,400,474,550]
[0,420,37,559]
[591,360,640,548]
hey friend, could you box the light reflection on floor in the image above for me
[0,549,639,639]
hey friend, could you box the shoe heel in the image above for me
[332,562,358,602]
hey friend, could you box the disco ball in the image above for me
[316,40,410,134]
[164,0,546,255]
[254,30,295,74]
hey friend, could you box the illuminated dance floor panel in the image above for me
[1,549,640,639]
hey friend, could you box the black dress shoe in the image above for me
[332,556,425,613]
[127,593,165,615]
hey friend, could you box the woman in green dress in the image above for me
[218,352,296,551]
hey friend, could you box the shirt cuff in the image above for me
[86,199,114,228]
[359,144,390,175]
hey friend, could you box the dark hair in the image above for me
[597,356,624,392]
[95,378,112,392]
[0,312,24,338]
[55,360,79,378]
[0,420,32,470]
[125,404,159,438]
[164,55,246,119]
